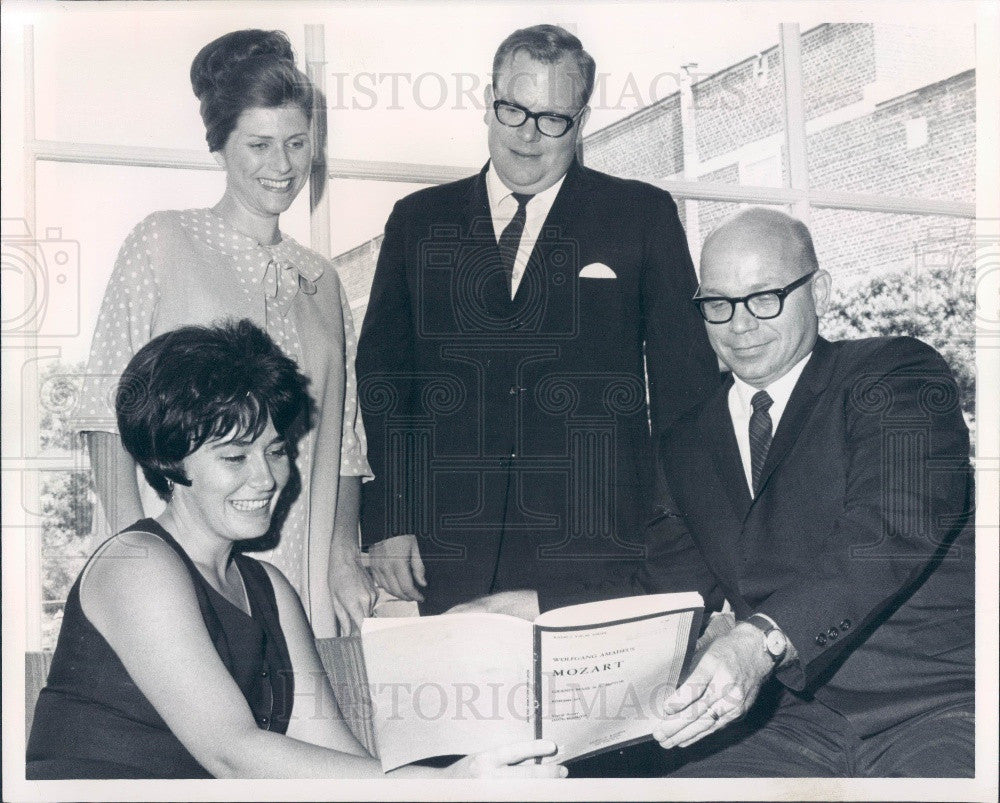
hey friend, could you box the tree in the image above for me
[37,360,96,649]
[820,263,976,427]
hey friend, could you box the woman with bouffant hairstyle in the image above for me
[30,321,564,779]
[190,29,314,153]
[72,29,376,640]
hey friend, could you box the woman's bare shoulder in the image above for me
[80,528,194,618]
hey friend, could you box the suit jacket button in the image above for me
[827,627,839,640]
[815,634,827,646]
[840,619,851,630]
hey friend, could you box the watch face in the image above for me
[765,629,787,657]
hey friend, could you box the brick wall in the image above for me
[578,23,973,289]
[811,209,975,287]
[693,46,784,164]
[807,70,975,203]
[801,24,875,119]
[694,164,743,239]
[332,24,975,304]
[584,95,683,178]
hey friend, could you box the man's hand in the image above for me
[328,545,377,635]
[368,534,427,603]
[446,589,540,620]
[653,622,773,750]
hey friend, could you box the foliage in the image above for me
[37,360,97,649]
[820,263,976,421]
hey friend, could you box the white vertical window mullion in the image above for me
[305,24,331,260]
[779,23,811,223]
[22,23,43,652]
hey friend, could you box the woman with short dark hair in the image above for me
[29,321,564,779]
[72,29,374,638]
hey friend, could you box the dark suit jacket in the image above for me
[357,160,719,613]
[649,336,974,737]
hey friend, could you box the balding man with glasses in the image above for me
[643,208,974,777]
[336,24,718,636]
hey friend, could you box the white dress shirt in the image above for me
[727,351,814,498]
[485,162,566,298]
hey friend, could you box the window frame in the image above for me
[14,22,975,650]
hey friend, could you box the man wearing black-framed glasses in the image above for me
[644,208,973,777]
[350,24,719,719]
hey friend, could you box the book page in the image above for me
[535,594,702,763]
[360,613,534,771]
[534,591,704,627]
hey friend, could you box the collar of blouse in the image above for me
[179,208,325,306]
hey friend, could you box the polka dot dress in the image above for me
[73,209,372,624]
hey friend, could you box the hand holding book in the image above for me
[361,592,704,770]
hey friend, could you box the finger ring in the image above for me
[710,709,721,722]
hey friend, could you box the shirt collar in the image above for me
[485,161,566,220]
[732,349,814,425]
[178,208,326,285]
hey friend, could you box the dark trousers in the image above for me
[668,684,974,778]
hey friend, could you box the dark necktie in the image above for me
[749,390,774,496]
[497,193,533,294]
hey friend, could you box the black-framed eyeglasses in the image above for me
[692,270,818,323]
[492,99,585,138]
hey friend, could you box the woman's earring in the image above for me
[166,478,174,493]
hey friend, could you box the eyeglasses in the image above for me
[692,270,818,323]
[492,99,585,138]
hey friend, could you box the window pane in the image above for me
[585,99,685,180]
[32,9,313,151]
[681,201,792,274]
[692,43,784,187]
[327,178,430,261]
[804,24,974,202]
[33,161,311,363]
[584,32,788,188]
[39,467,96,649]
[326,178,433,323]
[811,208,975,421]
[811,208,974,289]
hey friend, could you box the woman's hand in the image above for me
[445,740,567,778]
[328,545,377,635]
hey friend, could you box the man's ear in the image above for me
[211,150,226,170]
[483,84,494,126]
[812,269,832,315]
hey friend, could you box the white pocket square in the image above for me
[579,263,617,279]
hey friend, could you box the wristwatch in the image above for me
[745,613,788,663]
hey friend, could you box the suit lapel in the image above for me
[700,375,753,522]
[753,338,837,501]
[687,376,748,589]
[513,159,593,302]
[464,163,493,234]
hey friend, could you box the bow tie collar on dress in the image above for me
[179,209,325,312]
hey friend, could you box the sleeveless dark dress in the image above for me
[26,519,295,779]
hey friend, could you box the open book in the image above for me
[360,592,703,771]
